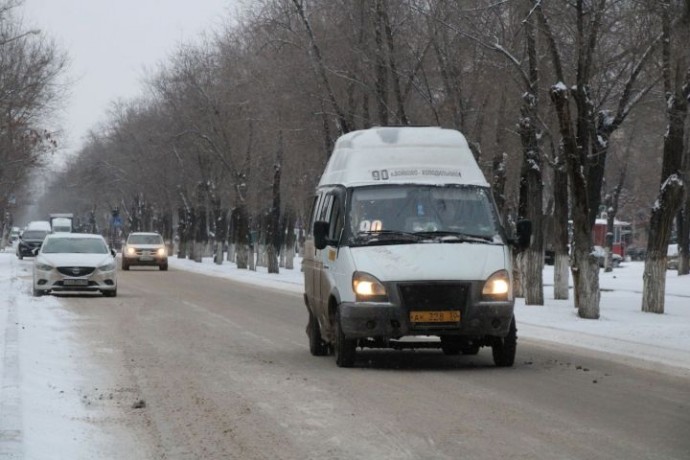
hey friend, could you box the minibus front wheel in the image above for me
[334,309,357,368]
[491,315,517,367]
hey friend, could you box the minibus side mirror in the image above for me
[514,219,532,250]
[313,221,330,250]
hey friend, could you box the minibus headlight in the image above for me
[126,246,136,255]
[157,247,166,257]
[482,270,510,301]
[352,272,388,302]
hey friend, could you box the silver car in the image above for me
[121,232,168,270]
[32,233,118,297]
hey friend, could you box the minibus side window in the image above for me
[307,194,321,236]
[328,196,344,242]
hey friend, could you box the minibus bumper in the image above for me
[339,301,514,339]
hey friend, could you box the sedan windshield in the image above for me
[347,185,502,244]
[22,231,49,240]
[41,238,109,254]
[128,234,163,244]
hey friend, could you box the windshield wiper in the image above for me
[353,230,423,245]
[412,231,495,243]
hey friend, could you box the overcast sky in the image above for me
[21,0,238,159]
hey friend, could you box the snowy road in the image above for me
[2,257,690,459]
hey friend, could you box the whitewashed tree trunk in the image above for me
[571,247,601,319]
[257,243,266,267]
[279,244,286,268]
[227,243,235,263]
[513,251,525,298]
[642,256,666,313]
[193,241,202,263]
[524,247,544,305]
[285,245,295,270]
[554,253,570,300]
[213,241,223,265]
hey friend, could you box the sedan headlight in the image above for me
[352,271,388,302]
[99,262,116,271]
[35,263,54,272]
[481,270,511,301]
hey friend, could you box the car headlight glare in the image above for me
[36,263,53,271]
[99,262,116,271]
[126,246,136,255]
[352,272,388,302]
[157,247,166,256]
[482,270,511,301]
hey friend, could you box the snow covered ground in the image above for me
[1,248,689,458]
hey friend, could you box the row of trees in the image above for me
[0,0,67,246]
[32,1,690,318]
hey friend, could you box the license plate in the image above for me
[410,311,460,323]
[140,256,153,261]
[63,279,88,286]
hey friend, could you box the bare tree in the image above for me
[642,1,690,314]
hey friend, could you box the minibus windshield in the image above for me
[347,185,502,244]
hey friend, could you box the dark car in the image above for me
[626,246,647,261]
[16,229,50,259]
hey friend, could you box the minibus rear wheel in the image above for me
[307,310,329,356]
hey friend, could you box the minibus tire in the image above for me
[334,310,356,367]
[491,315,517,367]
[440,337,461,355]
[308,310,329,356]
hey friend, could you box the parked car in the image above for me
[9,226,21,244]
[593,245,622,268]
[121,232,168,270]
[16,228,50,259]
[32,233,117,297]
[626,246,646,261]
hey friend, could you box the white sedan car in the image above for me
[33,233,118,297]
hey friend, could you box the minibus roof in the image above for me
[318,127,489,188]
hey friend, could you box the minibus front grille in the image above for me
[398,282,469,310]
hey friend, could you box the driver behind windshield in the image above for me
[348,186,499,241]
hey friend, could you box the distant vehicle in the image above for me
[9,226,21,243]
[16,228,50,259]
[32,233,117,297]
[49,213,74,233]
[592,245,622,268]
[626,246,646,261]
[121,232,168,271]
[26,220,52,232]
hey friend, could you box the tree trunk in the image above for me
[550,84,600,319]
[234,204,250,269]
[517,10,543,305]
[678,199,690,275]
[553,163,570,299]
[642,2,689,312]
[554,254,570,299]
